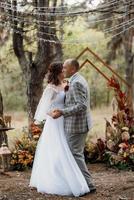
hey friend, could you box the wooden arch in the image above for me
[76,47,131,87]
[76,47,133,110]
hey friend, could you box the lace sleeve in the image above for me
[34,85,57,123]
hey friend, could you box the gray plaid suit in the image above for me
[61,72,94,190]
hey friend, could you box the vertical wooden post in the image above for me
[0,90,8,147]
[0,90,3,117]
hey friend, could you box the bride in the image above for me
[29,62,90,197]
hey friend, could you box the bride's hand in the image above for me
[48,111,55,117]
[48,110,62,118]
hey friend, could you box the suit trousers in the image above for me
[65,132,94,189]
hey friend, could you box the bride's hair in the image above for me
[47,62,63,86]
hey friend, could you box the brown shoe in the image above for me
[90,187,96,193]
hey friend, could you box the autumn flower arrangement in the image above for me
[10,135,37,170]
[10,122,43,170]
[30,122,43,140]
[85,76,134,169]
[105,77,134,169]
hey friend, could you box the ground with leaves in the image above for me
[0,163,134,200]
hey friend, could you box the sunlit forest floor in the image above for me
[0,107,134,200]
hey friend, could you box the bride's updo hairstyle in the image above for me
[47,62,63,86]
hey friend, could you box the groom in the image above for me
[51,59,96,194]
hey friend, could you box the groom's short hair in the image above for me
[66,59,79,71]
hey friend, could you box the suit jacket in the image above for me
[61,73,92,134]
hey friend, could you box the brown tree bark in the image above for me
[123,31,134,111]
[102,0,134,110]
[123,2,134,111]
[0,90,3,118]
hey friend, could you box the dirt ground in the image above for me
[0,163,134,200]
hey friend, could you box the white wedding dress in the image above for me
[29,85,90,197]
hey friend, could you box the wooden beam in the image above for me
[79,59,110,82]
[76,47,131,88]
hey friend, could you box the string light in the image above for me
[0,8,127,24]
[0,0,123,10]
[0,0,133,46]
[0,20,133,46]
[104,18,134,33]
[0,1,133,17]
[0,1,81,9]
[0,11,133,40]
[0,15,133,39]
[0,12,130,29]
[37,24,134,44]
[0,4,133,28]
[1,1,134,19]
[111,24,133,38]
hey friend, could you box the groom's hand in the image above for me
[50,109,62,119]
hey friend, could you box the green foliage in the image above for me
[0,36,27,111]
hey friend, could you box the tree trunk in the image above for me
[12,0,63,126]
[124,42,134,111]
[123,7,134,111]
